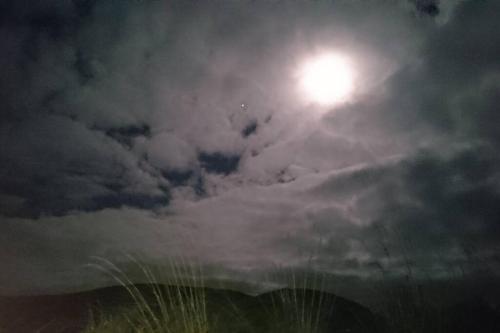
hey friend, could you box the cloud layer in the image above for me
[1,0,500,295]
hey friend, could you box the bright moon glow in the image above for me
[299,53,354,106]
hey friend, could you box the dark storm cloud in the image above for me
[1,0,500,295]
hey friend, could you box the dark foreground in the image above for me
[1,284,499,333]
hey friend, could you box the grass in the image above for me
[83,258,386,333]
[81,252,499,333]
[84,258,366,333]
[87,256,210,333]
[259,269,329,333]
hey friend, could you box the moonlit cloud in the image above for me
[1,0,499,298]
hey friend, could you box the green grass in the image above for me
[88,257,210,333]
[82,255,498,333]
[84,259,382,333]
[84,258,337,333]
[259,270,329,333]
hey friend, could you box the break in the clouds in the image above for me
[1,0,500,296]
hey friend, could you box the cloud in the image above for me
[3,147,498,296]
[1,0,500,295]
[0,114,167,217]
[0,0,422,216]
[412,0,440,17]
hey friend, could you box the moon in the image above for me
[298,53,355,106]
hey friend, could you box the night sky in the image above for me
[1,0,499,297]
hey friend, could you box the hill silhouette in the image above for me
[1,284,499,332]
